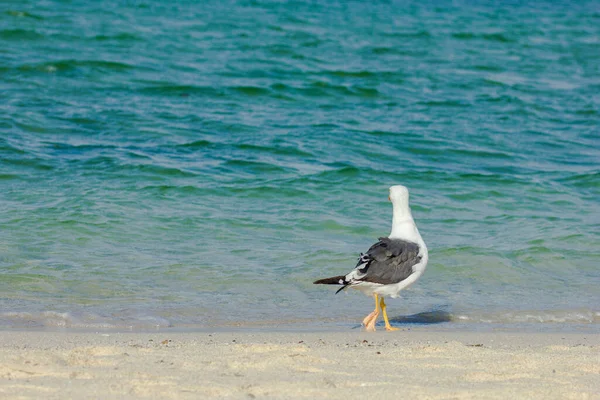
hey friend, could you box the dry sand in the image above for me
[0,330,598,399]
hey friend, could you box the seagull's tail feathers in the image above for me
[313,275,345,285]
[313,275,350,294]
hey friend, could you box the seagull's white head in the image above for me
[388,185,410,207]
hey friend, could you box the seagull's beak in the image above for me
[388,195,391,202]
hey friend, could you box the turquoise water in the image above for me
[1,0,599,331]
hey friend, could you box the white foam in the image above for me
[453,309,600,325]
[0,311,172,330]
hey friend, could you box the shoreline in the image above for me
[1,330,598,399]
[1,318,599,335]
[2,307,598,334]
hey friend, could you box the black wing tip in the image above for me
[314,275,350,294]
[313,275,346,285]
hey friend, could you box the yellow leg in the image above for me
[362,294,380,331]
[379,297,399,331]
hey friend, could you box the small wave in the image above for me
[0,138,27,155]
[477,94,527,107]
[140,184,203,195]
[79,156,197,178]
[230,85,271,96]
[403,145,515,162]
[471,64,504,72]
[483,73,528,88]
[447,189,509,202]
[325,70,379,78]
[558,171,600,189]
[80,155,117,168]
[450,147,514,160]
[221,159,291,175]
[0,28,44,40]
[130,164,197,178]
[138,84,222,97]
[227,185,314,199]
[418,99,471,108]
[456,172,529,185]
[5,10,43,19]
[304,164,414,185]
[44,141,118,152]
[16,59,138,74]
[260,81,382,99]
[316,165,361,180]
[73,60,138,71]
[381,30,432,39]
[575,108,599,116]
[235,143,313,158]
[301,218,356,233]
[371,47,395,55]
[311,123,339,129]
[455,309,600,325]
[175,139,214,149]
[0,311,172,330]
[0,173,19,180]
[264,44,299,56]
[2,157,54,171]
[509,246,555,259]
[92,32,141,42]
[452,32,515,43]
[299,81,381,99]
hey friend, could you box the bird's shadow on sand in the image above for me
[352,310,452,330]
[389,310,452,325]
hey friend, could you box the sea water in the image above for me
[1,0,599,331]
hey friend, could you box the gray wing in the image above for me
[355,237,422,285]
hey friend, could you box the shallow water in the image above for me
[1,0,599,332]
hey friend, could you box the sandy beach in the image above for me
[0,330,597,399]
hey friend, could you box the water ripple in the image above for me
[1,0,599,331]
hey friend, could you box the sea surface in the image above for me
[1,0,599,332]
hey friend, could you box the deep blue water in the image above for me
[1,0,599,331]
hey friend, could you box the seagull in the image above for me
[314,185,428,331]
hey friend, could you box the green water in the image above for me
[1,0,599,331]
